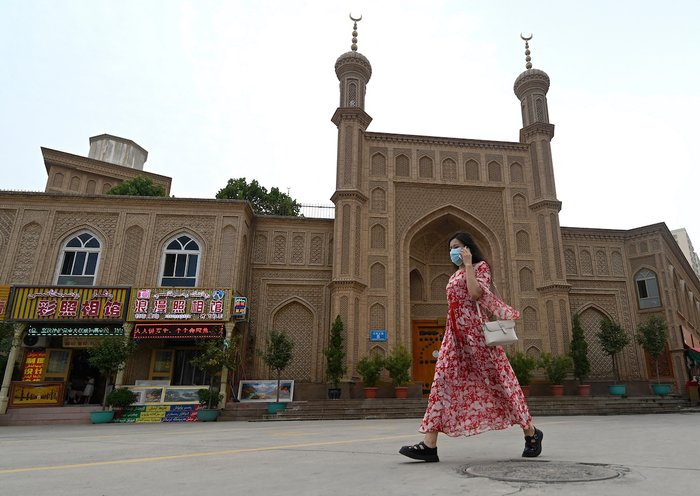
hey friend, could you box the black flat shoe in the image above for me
[399,441,439,462]
[522,427,543,458]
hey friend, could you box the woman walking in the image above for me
[399,231,542,462]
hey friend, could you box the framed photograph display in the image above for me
[238,380,294,402]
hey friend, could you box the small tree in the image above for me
[216,177,301,216]
[636,315,668,384]
[260,330,294,402]
[106,176,166,196]
[539,352,573,385]
[324,316,346,389]
[356,352,385,387]
[507,351,538,386]
[569,314,591,384]
[190,338,240,409]
[384,344,412,387]
[87,336,137,410]
[597,318,630,383]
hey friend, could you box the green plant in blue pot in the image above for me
[596,318,630,396]
[87,336,137,423]
[636,315,671,396]
[259,329,294,414]
[190,337,239,421]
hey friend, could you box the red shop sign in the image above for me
[133,323,224,339]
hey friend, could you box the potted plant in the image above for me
[384,344,412,399]
[539,353,572,396]
[190,338,239,421]
[636,315,670,396]
[324,316,346,399]
[597,317,630,396]
[507,351,538,397]
[569,314,592,396]
[106,387,137,419]
[87,336,137,423]
[356,352,385,399]
[260,329,294,414]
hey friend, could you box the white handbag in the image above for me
[476,301,518,346]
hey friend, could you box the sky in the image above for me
[1,0,699,248]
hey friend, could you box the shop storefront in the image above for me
[116,288,235,422]
[6,286,129,408]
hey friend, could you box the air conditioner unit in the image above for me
[22,334,49,348]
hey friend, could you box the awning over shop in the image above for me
[688,347,700,364]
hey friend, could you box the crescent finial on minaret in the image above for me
[349,13,362,51]
[520,33,533,69]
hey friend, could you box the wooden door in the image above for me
[412,320,445,397]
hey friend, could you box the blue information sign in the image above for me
[369,329,387,342]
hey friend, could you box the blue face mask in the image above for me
[450,248,462,265]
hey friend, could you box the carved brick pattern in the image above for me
[370,224,386,249]
[354,208,361,277]
[395,185,505,243]
[344,126,353,186]
[488,161,502,182]
[441,159,457,181]
[419,156,433,178]
[341,205,350,274]
[546,300,558,352]
[559,300,570,350]
[395,154,410,177]
[370,262,386,289]
[596,250,609,275]
[513,195,527,219]
[310,235,323,264]
[219,226,236,285]
[272,302,313,381]
[578,306,610,378]
[52,211,119,245]
[580,250,593,275]
[651,238,660,251]
[611,251,624,276]
[340,296,349,329]
[510,163,524,183]
[519,267,534,291]
[523,306,538,336]
[0,209,17,256]
[516,230,530,254]
[524,340,543,356]
[538,216,551,280]
[254,234,267,263]
[292,235,304,264]
[371,188,386,212]
[118,225,144,285]
[273,235,286,263]
[12,223,42,282]
[465,160,480,181]
[354,296,360,360]
[370,303,385,329]
[639,241,648,253]
[431,274,449,301]
[410,270,424,300]
[565,249,577,275]
[550,213,563,279]
[371,153,387,176]
[153,215,215,247]
[412,303,447,318]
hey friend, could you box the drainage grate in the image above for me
[460,460,624,483]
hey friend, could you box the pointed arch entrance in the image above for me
[402,208,504,396]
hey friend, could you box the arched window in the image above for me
[56,231,101,285]
[161,235,200,287]
[635,269,661,309]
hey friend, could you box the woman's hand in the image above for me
[460,247,472,266]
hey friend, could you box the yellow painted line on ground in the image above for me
[0,434,415,474]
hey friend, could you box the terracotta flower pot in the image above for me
[550,384,565,396]
[363,387,378,399]
[577,384,591,396]
[394,386,408,399]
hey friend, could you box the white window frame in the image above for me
[55,231,102,286]
[159,234,201,287]
[635,269,661,309]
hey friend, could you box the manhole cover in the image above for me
[461,460,623,483]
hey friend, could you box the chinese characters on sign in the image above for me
[22,351,47,382]
[27,326,125,337]
[9,287,129,322]
[133,323,224,339]
[129,288,232,322]
[233,297,248,320]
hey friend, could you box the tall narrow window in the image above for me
[160,235,200,287]
[56,232,101,285]
[635,269,661,309]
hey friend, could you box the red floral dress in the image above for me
[419,261,531,437]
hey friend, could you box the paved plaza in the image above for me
[0,413,698,495]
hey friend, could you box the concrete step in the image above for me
[0,405,102,426]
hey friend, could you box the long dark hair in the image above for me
[448,231,487,265]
